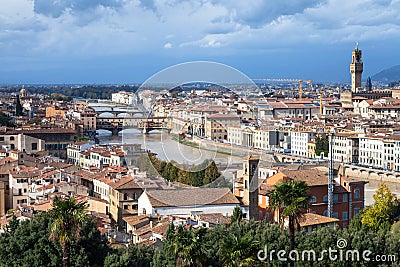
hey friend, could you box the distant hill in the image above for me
[372,65,400,83]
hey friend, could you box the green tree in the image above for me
[204,160,220,185]
[230,206,243,224]
[0,112,15,127]
[49,196,88,267]
[0,212,108,267]
[15,95,23,116]
[5,214,19,234]
[269,180,311,251]
[103,245,154,267]
[164,225,207,267]
[220,231,259,267]
[361,183,399,232]
[315,135,328,156]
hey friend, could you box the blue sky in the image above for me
[1,0,400,84]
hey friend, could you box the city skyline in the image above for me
[1,0,400,84]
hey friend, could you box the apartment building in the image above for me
[228,126,279,150]
[256,169,366,228]
[359,134,396,170]
[290,131,315,157]
[68,146,126,170]
[66,142,93,165]
[111,91,135,105]
[332,133,360,163]
[257,100,319,121]
[205,114,240,141]
[0,132,45,154]
[109,176,144,226]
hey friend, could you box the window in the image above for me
[10,136,14,141]
[123,205,128,210]
[354,188,360,199]
[333,194,339,203]
[342,194,348,202]
[342,211,348,220]
[343,222,347,228]
[333,212,339,219]
[323,210,328,216]
[32,143,38,150]
[142,208,146,215]
[323,195,328,202]
[311,196,317,203]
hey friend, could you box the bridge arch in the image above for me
[117,113,130,117]
[98,112,115,118]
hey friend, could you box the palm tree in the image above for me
[49,196,88,267]
[164,224,207,267]
[269,180,311,251]
[220,231,260,267]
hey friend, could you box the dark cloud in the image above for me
[33,0,124,17]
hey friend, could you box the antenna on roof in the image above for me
[328,128,335,218]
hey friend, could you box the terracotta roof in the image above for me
[207,113,239,119]
[0,157,18,165]
[145,188,239,207]
[152,221,170,235]
[299,213,339,227]
[123,215,149,227]
[109,177,142,190]
[280,169,329,186]
[5,128,76,135]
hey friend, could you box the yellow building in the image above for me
[109,177,143,226]
[307,140,316,159]
[45,106,66,118]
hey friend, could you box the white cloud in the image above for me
[164,42,172,49]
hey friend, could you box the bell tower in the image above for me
[242,156,259,220]
[350,42,363,93]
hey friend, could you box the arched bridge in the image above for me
[95,108,145,118]
[339,164,400,183]
[96,116,169,135]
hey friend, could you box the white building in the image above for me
[332,133,360,163]
[290,131,315,157]
[227,126,279,150]
[67,142,93,165]
[9,171,31,209]
[93,176,112,203]
[138,188,240,217]
[358,134,395,170]
[0,133,45,154]
[111,91,135,105]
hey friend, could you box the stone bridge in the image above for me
[95,108,145,118]
[339,164,400,183]
[96,116,169,135]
